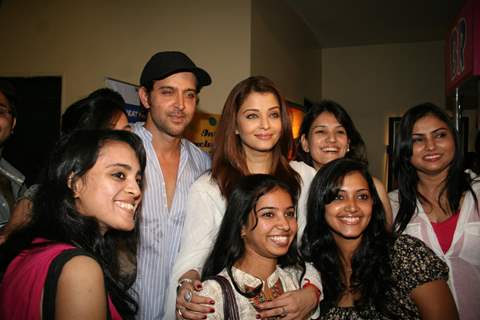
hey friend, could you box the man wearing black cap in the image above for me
[0,81,26,230]
[131,51,212,319]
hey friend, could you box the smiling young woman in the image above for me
[0,130,146,319]
[389,103,480,319]
[1,88,132,244]
[197,174,319,319]
[302,158,458,319]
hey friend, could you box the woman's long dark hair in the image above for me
[301,158,392,314]
[211,76,300,199]
[202,174,305,296]
[393,103,478,234]
[295,100,367,166]
[0,130,146,318]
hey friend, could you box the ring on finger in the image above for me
[184,289,193,303]
[177,308,184,319]
[280,306,288,317]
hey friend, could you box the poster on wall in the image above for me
[105,77,147,123]
[185,112,220,154]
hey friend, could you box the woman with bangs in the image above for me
[167,76,320,320]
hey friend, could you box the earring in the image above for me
[346,145,350,152]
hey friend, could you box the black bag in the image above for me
[209,275,240,320]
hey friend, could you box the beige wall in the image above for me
[0,0,448,181]
[322,41,445,180]
[0,0,251,114]
[251,0,322,104]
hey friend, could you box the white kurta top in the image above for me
[389,172,480,320]
[164,161,317,318]
[199,265,317,319]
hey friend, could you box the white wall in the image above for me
[0,0,448,181]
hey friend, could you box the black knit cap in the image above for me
[139,51,212,89]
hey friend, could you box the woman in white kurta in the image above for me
[389,103,480,320]
[198,175,320,320]
[166,76,320,320]
[200,266,304,320]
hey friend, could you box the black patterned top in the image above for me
[320,234,449,320]
[320,304,387,319]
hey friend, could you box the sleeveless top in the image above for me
[0,238,122,319]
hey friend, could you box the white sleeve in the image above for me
[290,161,316,243]
[164,176,225,318]
[283,263,322,318]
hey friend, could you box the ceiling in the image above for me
[285,0,467,48]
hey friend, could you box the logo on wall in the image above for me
[450,18,467,80]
